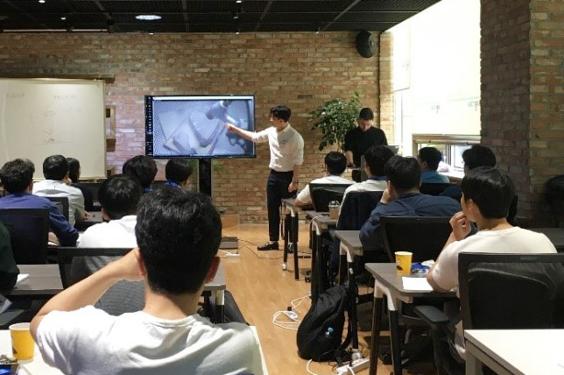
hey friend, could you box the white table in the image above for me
[0,330,62,374]
[465,329,564,375]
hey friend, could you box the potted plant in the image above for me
[310,92,360,151]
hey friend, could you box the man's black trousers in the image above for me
[266,169,295,242]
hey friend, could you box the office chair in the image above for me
[46,196,70,222]
[0,209,49,264]
[74,181,103,212]
[309,183,353,213]
[545,175,564,227]
[337,190,383,230]
[420,183,455,196]
[415,253,564,375]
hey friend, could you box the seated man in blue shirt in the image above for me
[122,155,157,193]
[418,147,450,183]
[0,159,78,246]
[165,159,193,190]
[360,156,460,255]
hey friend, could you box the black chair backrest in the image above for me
[545,175,564,226]
[420,183,454,196]
[459,253,564,330]
[56,247,132,288]
[74,182,103,212]
[46,196,70,221]
[0,209,49,264]
[337,190,383,230]
[380,216,451,262]
[309,183,353,212]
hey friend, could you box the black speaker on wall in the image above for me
[356,30,375,58]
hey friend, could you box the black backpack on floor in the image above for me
[297,285,351,361]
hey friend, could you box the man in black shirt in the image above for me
[344,108,388,182]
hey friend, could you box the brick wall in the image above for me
[0,32,379,222]
[378,33,394,141]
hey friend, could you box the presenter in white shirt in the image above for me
[226,105,304,251]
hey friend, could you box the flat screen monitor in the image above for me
[145,95,256,158]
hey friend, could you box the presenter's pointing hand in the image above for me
[225,123,237,133]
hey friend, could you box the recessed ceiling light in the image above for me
[60,16,67,21]
[38,0,46,3]
[236,0,243,3]
[135,14,161,21]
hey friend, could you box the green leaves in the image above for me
[310,92,360,152]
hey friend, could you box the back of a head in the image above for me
[43,155,68,180]
[364,145,394,176]
[122,155,157,190]
[270,105,291,122]
[358,107,374,121]
[98,174,143,220]
[463,145,496,171]
[418,147,442,171]
[67,157,80,183]
[384,156,421,193]
[461,166,515,219]
[135,188,222,294]
[165,159,193,184]
[0,159,35,194]
[324,151,347,176]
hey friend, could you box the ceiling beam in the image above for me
[254,0,273,31]
[91,0,119,31]
[181,0,189,32]
[321,0,363,31]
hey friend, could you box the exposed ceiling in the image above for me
[0,0,440,33]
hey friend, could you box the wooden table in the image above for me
[365,263,455,375]
[531,227,564,252]
[335,230,363,284]
[465,329,564,375]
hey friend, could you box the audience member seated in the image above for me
[31,188,265,374]
[418,147,450,183]
[0,159,78,246]
[33,155,86,226]
[165,159,193,189]
[441,144,496,200]
[72,175,143,315]
[0,222,18,292]
[67,157,94,212]
[427,166,557,360]
[122,155,157,193]
[360,156,460,257]
[341,145,394,204]
[294,151,352,208]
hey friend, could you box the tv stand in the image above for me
[198,158,239,251]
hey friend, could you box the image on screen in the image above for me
[146,95,255,158]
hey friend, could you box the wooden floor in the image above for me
[222,223,393,375]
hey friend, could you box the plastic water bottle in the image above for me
[325,327,334,338]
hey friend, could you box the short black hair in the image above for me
[384,156,421,193]
[324,152,347,175]
[462,145,496,170]
[67,157,80,183]
[358,107,374,121]
[461,167,515,219]
[270,105,291,122]
[135,188,222,294]
[122,155,157,190]
[43,155,68,180]
[0,159,35,193]
[364,145,394,176]
[418,147,443,170]
[98,175,143,220]
[165,159,193,185]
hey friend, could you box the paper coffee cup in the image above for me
[395,251,413,276]
[10,322,34,361]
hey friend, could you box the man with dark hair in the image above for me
[344,107,388,182]
[122,155,158,192]
[342,145,394,202]
[165,159,193,189]
[294,151,352,207]
[360,156,460,255]
[418,147,450,183]
[427,167,556,359]
[226,105,304,251]
[0,159,78,246]
[66,157,94,212]
[31,188,264,374]
[33,155,86,226]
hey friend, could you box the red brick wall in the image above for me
[0,32,379,222]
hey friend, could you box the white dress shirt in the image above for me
[341,178,387,203]
[250,124,304,172]
[33,179,85,226]
[296,175,353,205]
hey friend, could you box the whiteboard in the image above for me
[0,78,106,180]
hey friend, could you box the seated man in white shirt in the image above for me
[72,174,144,315]
[294,151,352,208]
[427,166,557,360]
[33,154,86,226]
[31,188,265,375]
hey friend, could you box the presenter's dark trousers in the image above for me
[267,169,295,242]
